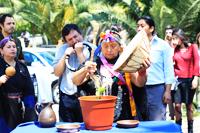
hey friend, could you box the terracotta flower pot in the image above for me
[79,95,117,130]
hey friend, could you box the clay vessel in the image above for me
[36,102,56,127]
[79,95,117,130]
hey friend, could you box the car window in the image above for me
[23,51,44,66]
[38,52,54,65]
[47,51,56,57]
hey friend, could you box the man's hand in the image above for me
[163,90,171,104]
[74,42,84,54]
[65,47,75,56]
[74,42,86,63]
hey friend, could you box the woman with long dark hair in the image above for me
[172,28,199,133]
[196,32,200,109]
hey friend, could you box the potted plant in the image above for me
[78,75,117,131]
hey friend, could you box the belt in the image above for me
[146,83,165,87]
[61,91,79,98]
[6,92,22,99]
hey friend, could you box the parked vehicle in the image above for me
[23,48,59,103]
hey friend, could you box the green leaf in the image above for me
[0,7,13,14]
[122,0,132,6]
[11,0,25,13]
[150,0,177,38]
[168,0,200,39]
[50,11,61,23]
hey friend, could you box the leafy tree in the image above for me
[150,0,177,38]
[1,0,199,43]
[165,0,200,41]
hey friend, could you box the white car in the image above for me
[23,48,59,103]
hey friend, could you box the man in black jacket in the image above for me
[0,13,24,60]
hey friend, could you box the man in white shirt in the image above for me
[53,24,96,122]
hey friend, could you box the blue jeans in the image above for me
[145,84,166,121]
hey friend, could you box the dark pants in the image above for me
[6,98,23,129]
[174,78,196,104]
[0,97,23,132]
[168,90,175,120]
[59,92,83,122]
[132,84,148,121]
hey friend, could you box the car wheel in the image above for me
[52,81,59,104]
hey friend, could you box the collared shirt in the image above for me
[146,35,174,85]
[53,42,96,95]
[173,44,199,78]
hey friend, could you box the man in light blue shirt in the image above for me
[147,35,174,86]
[53,24,96,122]
[137,16,174,121]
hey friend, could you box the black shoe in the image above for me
[188,120,193,133]
[175,119,182,126]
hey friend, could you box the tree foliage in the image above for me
[0,0,199,43]
[150,0,177,38]
[165,0,200,40]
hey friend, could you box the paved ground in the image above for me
[166,115,200,133]
[166,107,200,133]
[182,116,200,133]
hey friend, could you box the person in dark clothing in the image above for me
[0,36,36,133]
[172,28,199,133]
[72,29,150,121]
[0,13,24,60]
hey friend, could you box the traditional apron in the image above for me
[100,56,136,116]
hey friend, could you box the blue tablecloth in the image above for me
[11,121,181,133]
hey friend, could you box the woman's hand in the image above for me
[138,58,151,76]
[142,57,151,68]
[192,76,198,89]
[84,61,97,75]
[0,75,8,85]
[72,61,96,86]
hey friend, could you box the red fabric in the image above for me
[173,44,199,78]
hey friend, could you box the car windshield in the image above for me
[38,52,55,65]
[47,51,56,57]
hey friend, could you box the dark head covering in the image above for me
[0,36,14,48]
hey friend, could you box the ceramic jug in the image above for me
[35,102,49,114]
[35,102,56,127]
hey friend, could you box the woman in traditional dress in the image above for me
[72,29,150,121]
[0,36,36,133]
